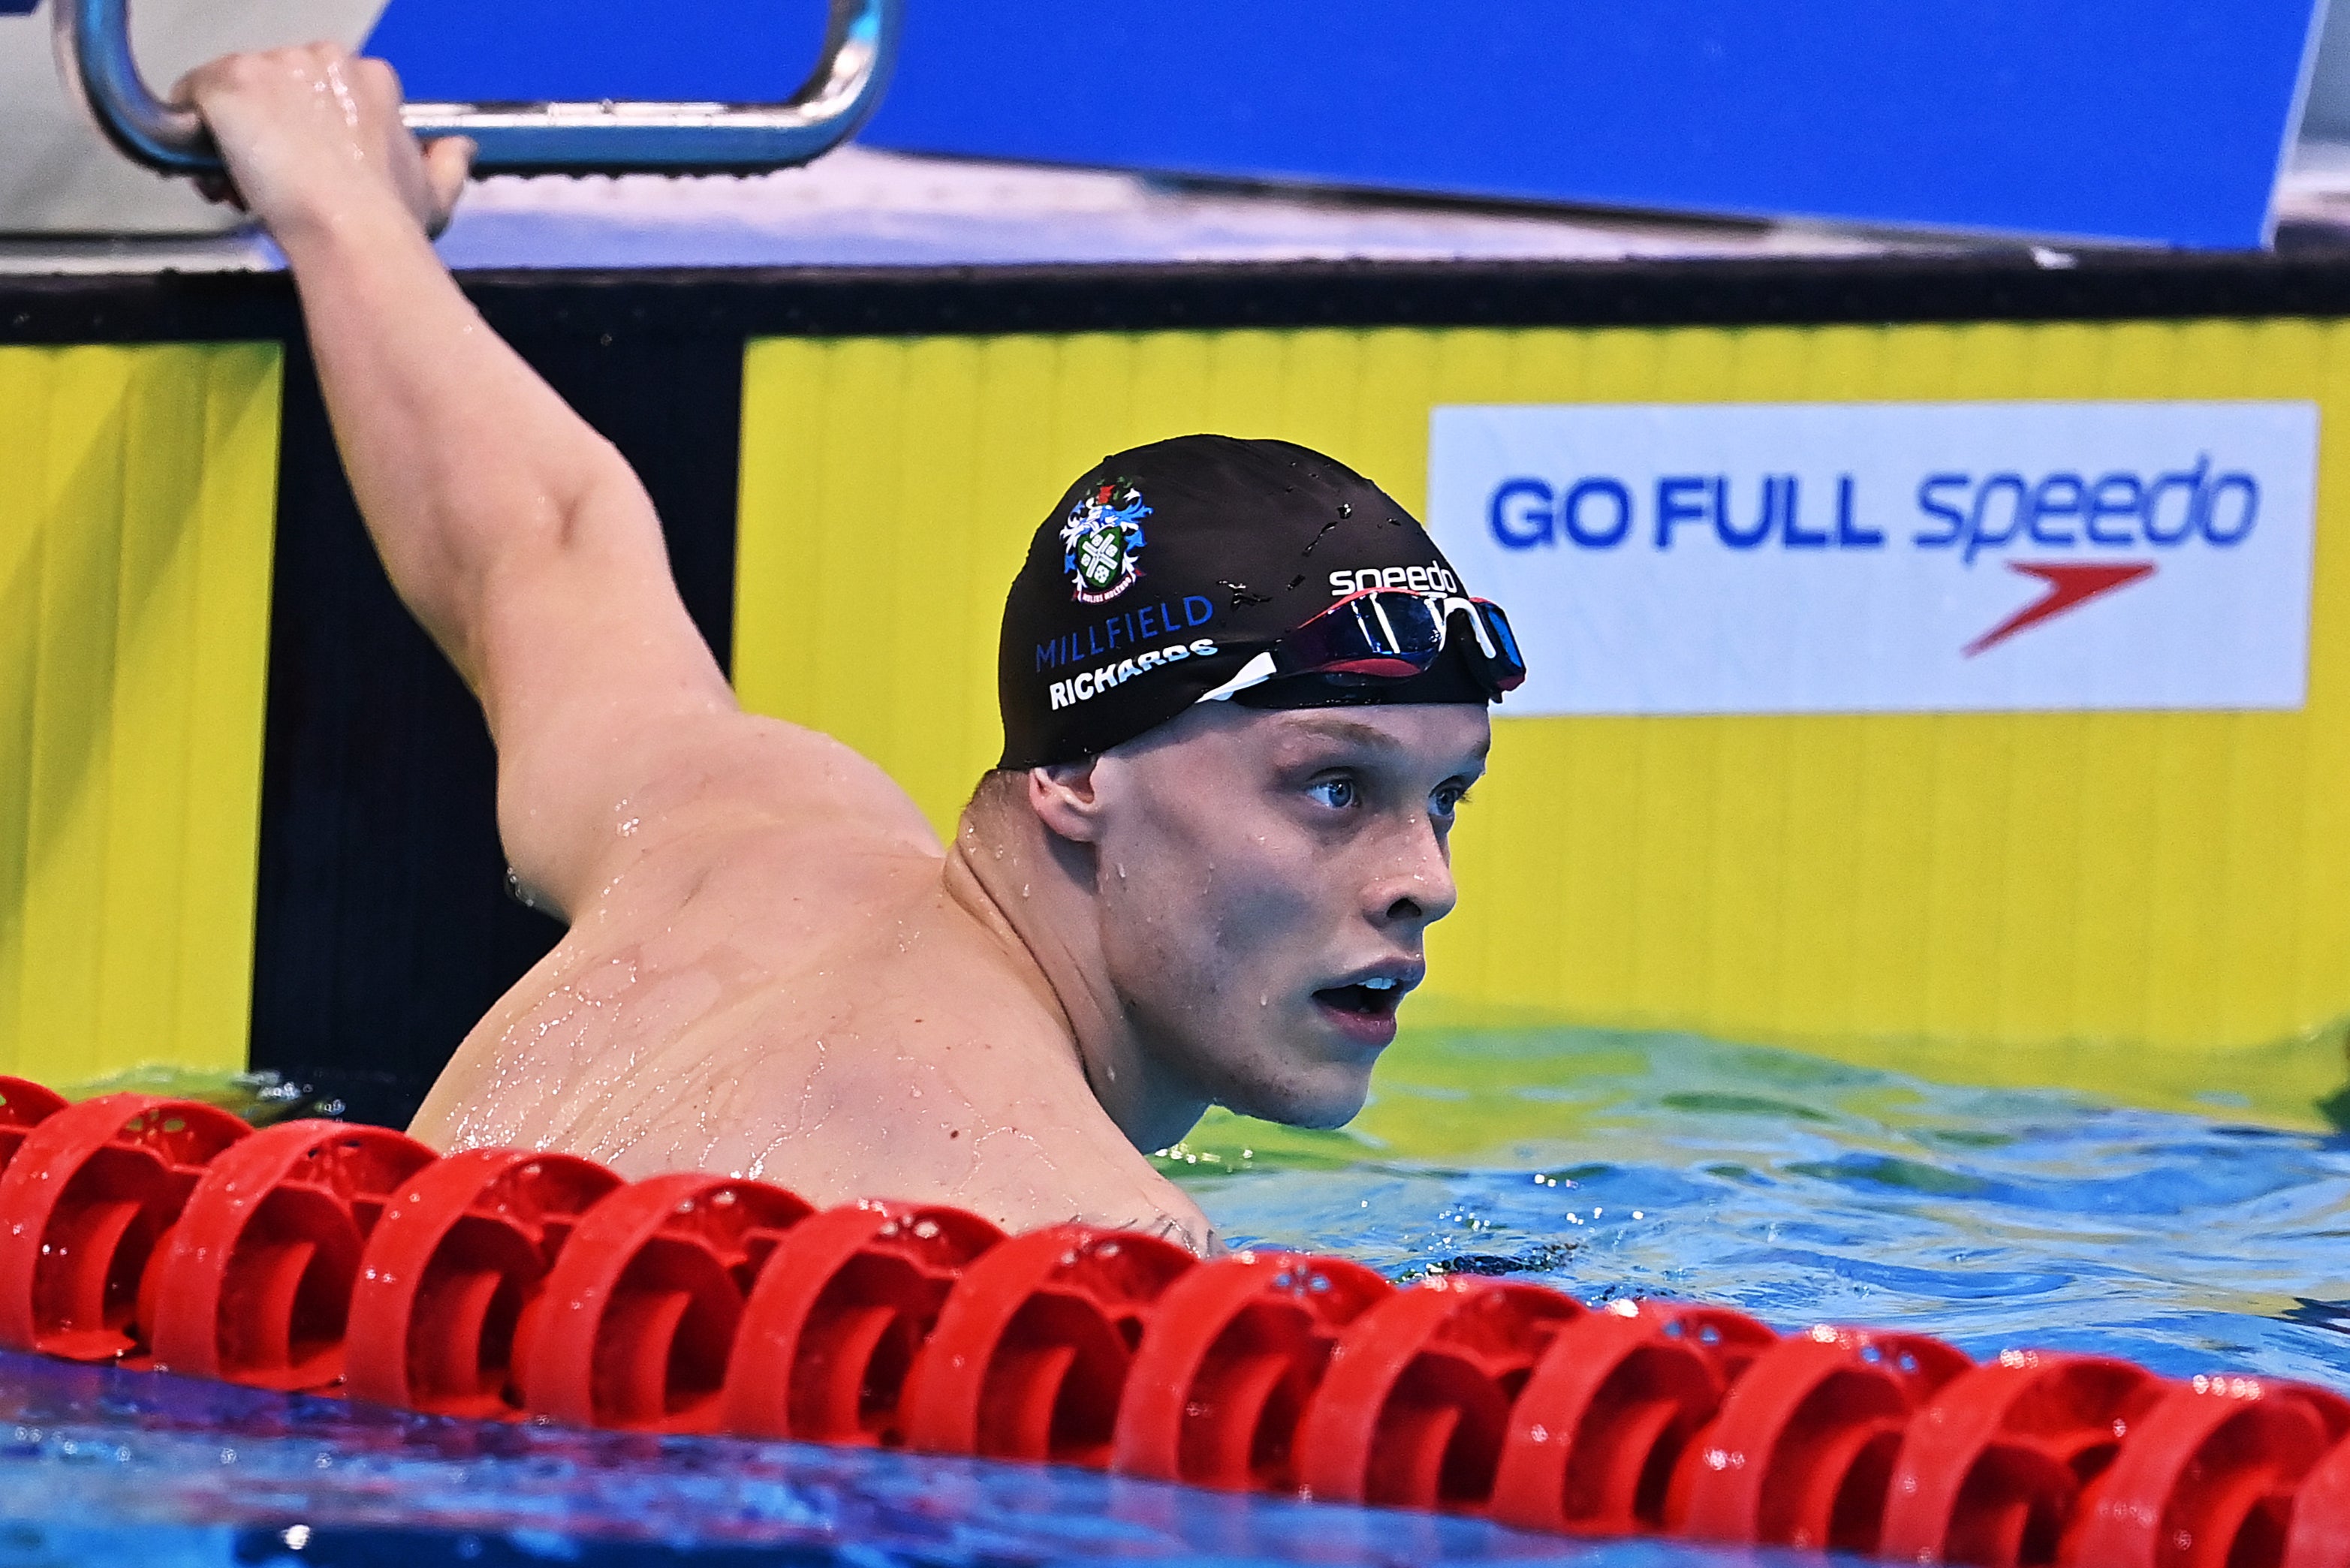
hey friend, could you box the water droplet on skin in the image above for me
[1020,883,1031,898]
[1259,994,1269,1007]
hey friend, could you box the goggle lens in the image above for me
[1272,590,1524,695]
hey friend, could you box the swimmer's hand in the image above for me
[180,45,473,246]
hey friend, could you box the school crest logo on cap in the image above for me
[1061,478,1151,604]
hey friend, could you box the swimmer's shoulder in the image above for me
[568,707,942,892]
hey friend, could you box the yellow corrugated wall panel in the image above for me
[0,342,281,1084]
[735,320,2350,1101]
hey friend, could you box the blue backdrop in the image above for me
[367,0,2327,249]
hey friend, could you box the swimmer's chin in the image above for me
[1216,1077,1369,1132]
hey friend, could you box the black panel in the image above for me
[244,324,743,1128]
[12,245,2350,349]
[0,269,297,343]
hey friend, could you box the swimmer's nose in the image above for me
[1369,816,1458,931]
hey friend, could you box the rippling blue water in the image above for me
[0,1031,2340,1567]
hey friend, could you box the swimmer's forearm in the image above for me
[279,201,646,688]
[190,45,746,908]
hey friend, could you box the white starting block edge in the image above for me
[33,130,2350,281]
[0,144,1989,278]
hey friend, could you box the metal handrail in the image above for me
[53,0,903,177]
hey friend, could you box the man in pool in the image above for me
[185,46,1523,1253]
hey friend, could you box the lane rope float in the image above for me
[0,1077,2339,1568]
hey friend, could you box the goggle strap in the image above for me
[1435,595,1504,664]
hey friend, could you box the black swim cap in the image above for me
[997,435,1493,769]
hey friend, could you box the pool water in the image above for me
[0,1028,2342,1568]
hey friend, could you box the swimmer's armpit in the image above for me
[504,865,567,922]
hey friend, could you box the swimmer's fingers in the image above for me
[178,75,252,222]
[168,71,238,215]
[419,134,476,239]
[177,46,453,246]
[192,170,248,214]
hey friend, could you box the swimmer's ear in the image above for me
[1027,760,1107,844]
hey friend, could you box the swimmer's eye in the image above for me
[1306,775,1358,810]
[1433,782,1475,817]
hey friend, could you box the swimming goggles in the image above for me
[1201,589,1527,703]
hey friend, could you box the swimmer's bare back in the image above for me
[185,47,1211,1247]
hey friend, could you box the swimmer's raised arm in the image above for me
[184,47,931,915]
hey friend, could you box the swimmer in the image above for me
[184,46,1524,1253]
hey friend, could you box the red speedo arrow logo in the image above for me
[1963,561,2157,658]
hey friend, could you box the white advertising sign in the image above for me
[1427,402,2320,716]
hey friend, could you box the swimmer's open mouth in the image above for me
[1312,971,1418,1021]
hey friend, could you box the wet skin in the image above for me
[183,46,1489,1249]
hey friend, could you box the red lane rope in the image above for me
[0,1077,2338,1568]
